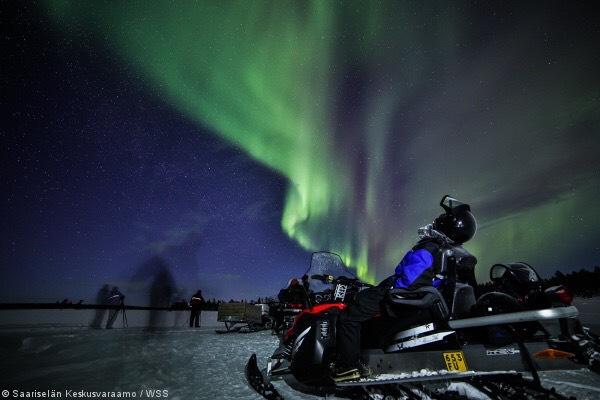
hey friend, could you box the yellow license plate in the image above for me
[443,351,468,372]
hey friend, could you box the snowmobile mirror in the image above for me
[490,264,508,282]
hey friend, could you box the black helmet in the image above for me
[433,195,477,244]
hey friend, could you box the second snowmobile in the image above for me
[246,196,600,399]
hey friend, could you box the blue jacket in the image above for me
[393,240,441,289]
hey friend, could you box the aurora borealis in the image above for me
[2,1,599,301]
[46,1,600,281]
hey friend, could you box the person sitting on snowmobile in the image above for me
[331,196,477,382]
[278,278,309,307]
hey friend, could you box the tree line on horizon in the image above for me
[476,266,600,298]
[540,266,600,297]
[17,266,598,310]
[170,296,278,311]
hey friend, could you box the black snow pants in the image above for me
[189,309,201,327]
[336,285,388,367]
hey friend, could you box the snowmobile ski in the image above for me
[246,353,285,400]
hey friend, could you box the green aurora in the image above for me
[45,1,600,282]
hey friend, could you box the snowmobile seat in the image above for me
[385,286,449,321]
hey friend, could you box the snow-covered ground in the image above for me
[0,309,220,329]
[0,327,294,400]
[2,328,600,400]
[1,298,599,399]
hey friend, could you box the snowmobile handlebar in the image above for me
[310,274,370,287]
[310,274,333,283]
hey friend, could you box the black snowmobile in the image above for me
[246,198,600,399]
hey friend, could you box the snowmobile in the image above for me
[246,208,600,399]
[268,301,305,336]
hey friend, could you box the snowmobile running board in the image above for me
[448,306,578,329]
[336,370,518,387]
[247,353,577,400]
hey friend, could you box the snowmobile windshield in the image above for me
[305,252,357,293]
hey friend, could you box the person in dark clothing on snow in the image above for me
[272,278,309,333]
[278,278,308,306]
[331,196,478,382]
[105,286,125,329]
[90,284,110,329]
[189,289,204,328]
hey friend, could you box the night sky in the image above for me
[2,1,599,305]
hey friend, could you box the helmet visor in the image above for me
[440,195,470,213]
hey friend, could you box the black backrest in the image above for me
[451,282,476,319]
[434,244,477,319]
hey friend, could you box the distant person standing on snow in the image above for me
[189,290,204,328]
[105,286,125,329]
[90,284,110,329]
